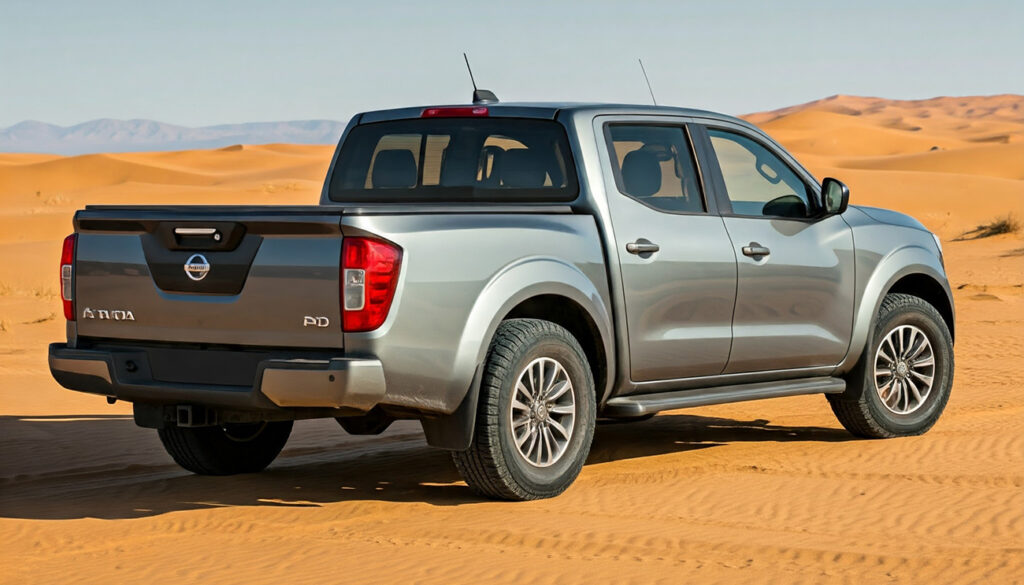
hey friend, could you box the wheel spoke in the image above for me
[910,369,934,387]
[884,336,899,364]
[877,378,894,401]
[549,404,575,415]
[514,424,531,446]
[524,430,539,460]
[905,377,924,405]
[511,398,530,412]
[542,427,555,466]
[886,379,901,408]
[914,356,935,368]
[542,361,557,397]
[896,380,908,410]
[548,418,571,440]
[908,334,930,360]
[547,379,571,401]
[516,380,533,402]
[878,344,896,365]
[905,327,919,358]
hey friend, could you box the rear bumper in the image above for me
[48,343,386,412]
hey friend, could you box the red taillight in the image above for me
[60,234,77,321]
[341,237,402,332]
[420,106,489,118]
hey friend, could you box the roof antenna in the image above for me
[463,53,499,104]
[638,58,657,106]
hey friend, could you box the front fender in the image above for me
[836,244,952,373]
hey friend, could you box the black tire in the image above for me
[452,319,597,500]
[158,420,293,475]
[336,407,395,435]
[829,293,954,438]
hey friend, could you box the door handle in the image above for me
[626,240,660,255]
[741,242,771,257]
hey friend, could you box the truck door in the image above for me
[694,124,855,374]
[598,121,737,382]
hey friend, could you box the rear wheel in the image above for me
[158,420,293,475]
[829,293,953,438]
[452,319,596,500]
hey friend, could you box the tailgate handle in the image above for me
[175,227,222,242]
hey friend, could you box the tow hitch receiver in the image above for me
[176,405,218,428]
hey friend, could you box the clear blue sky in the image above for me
[2,0,1021,128]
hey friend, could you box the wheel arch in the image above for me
[503,293,610,406]
[836,245,954,374]
[420,257,614,450]
[886,273,955,342]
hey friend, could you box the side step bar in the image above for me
[602,376,846,418]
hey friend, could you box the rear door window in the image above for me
[328,118,578,203]
[605,124,705,214]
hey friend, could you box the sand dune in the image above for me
[765,119,974,157]
[835,143,1024,180]
[753,94,1024,238]
[747,94,1024,126]
[0,143,333,196]
[1,96,1022,584]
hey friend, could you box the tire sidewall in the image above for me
[494,332,595,495]
[160,419,293,475]
[861,299,953,433]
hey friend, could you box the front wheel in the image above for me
[452,319,597,500]
[829,293,954,438]
[158,420,293,475]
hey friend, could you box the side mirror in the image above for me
[821,177,850,216]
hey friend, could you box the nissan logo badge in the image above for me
[184,253,211,281]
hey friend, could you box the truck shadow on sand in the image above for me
[0,413,851,520]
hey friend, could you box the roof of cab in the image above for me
[356,101,752,129]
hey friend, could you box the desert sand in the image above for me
[1,95,1022,584]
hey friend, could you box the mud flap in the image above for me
[419,364,482,451]
[133,403,170,429]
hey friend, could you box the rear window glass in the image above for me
[328,118,578,203]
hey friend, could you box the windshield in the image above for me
[327,118,578,203]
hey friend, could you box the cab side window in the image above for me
[606,125,705,214]
[707,129,812,219]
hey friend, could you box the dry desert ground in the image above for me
[1,95,1022,584]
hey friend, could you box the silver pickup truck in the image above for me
[49,98,954,500]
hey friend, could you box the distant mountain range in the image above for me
[0,119,349,155]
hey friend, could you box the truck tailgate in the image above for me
[72,206,345,349]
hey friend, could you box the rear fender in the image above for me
[422,257,613,449]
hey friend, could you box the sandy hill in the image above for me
[0,119,347,155]
[742,94,1024,237]
[0,96,1022,585]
